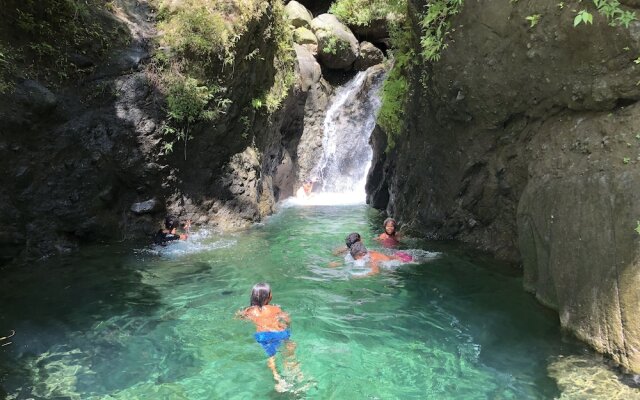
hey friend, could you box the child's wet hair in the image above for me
[250,282,272,307]
[383,217,397,235]
[164,215,179,230]
[350,242,368,258]
[345,232,361,248]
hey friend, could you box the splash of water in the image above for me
[311,67,386,201]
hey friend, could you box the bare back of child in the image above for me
[236,283,303,392]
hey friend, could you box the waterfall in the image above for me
[312,66,386,199]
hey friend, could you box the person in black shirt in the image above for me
[153,215,191,246]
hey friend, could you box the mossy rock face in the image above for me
[311,13,359,70]
[294,27,318,45]
[284,0,314,28]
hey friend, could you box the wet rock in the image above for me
[130,198,160,215]
[548,355,640,399]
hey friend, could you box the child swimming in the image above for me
[350,242,411,276]
[332,232,362,256]
[376,217,400,247]
[236,283,298,391]
[153,215,191,246]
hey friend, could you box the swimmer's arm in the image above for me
[368,263,380,276]
[331,246,348,256]
[328,261,342,268]
[277,310,291,326]
[234,307,251,320]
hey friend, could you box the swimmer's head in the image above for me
[250,282,272,307]
[164,215,179,230]
[383,217,397,236]
[350,242,368,259]
[345,232,361,248]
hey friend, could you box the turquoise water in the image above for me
[0,204,596,399]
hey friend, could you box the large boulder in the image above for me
[311,14,359,70]
[293,26,318,54]
[284,1,313,29]
[354,41,384,71]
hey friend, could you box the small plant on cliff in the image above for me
[322,35,342,55]
[377,0,416,150]
[526,14,541,28]
[635,221,640,235]
[377,0,464,150]
[261,0,295,114]
[163,75,230,160]
[574,10,594,26]
[419,0,464,61]
[574,1,637,27]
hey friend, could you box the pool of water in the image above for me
[0,204,619,399]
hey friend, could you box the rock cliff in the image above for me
[368,0,640,372]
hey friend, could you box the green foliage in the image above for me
[157,4,228,61]
[0,0,125,87]
[329,0,394,26]
[526,14,541,28]
[377,0,463,150]
[577,0,638,28]
[419,0,464,62]
[623,156,630,164]
[322,35,343,55]
[163,75,230,159]
[0,45,15,94]
[574,10,594,26]
[251,97,264,109]
[262,0,296,114]
[377,0,415,150]
[378,66,409,151]
[153,0,295,155]
[635,221,640,235]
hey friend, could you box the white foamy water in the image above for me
[136,229,237,258]
[300,66,386,206]
[281,191,368,207]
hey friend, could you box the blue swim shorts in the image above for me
[254,330,291,357]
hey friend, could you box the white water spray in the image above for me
[310,67,386,203]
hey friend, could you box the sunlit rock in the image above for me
[285,1,313,29]
[311,13,359,70]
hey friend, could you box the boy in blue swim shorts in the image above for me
[237,283,299,391]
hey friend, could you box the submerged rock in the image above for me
[548,355,640,399]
